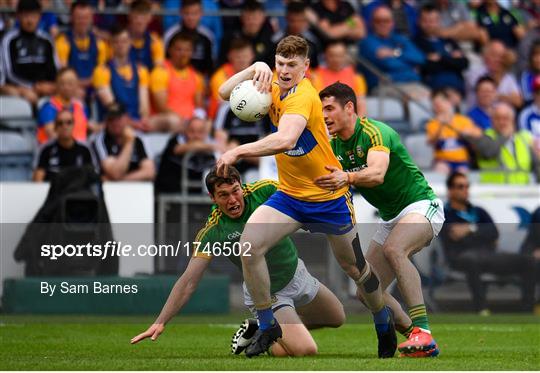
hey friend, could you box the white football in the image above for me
[229,80,272,122]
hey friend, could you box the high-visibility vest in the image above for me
[37,97,88,144]
[163,60,198,118]
[478,129,533,184]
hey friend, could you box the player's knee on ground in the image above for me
[279,340,318,357]
[329,308,346,328]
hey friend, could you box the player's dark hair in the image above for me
[319,82,357,112]
[419,3,438,15]
[182,0,201,9]
[168,31,195,50]
[474,75,496,91]
[205,166,242,195]
[54,108,74,126]
[276,35,309,59]
[446,171,467,189]
[110,24,129,38]
[324,39,347,52]
[431,88,449,100]
[243,0,264,12]
[130,0,152,13]
[228,37,253,52]
[528,40,540,69]
[70,0,92,13]
[287,1,307,14]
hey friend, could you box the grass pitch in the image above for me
[0,314,538,370]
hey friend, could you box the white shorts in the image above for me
[243,258,320,313]
[372,198,445,246]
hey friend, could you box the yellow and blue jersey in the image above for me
[268,78,348,202]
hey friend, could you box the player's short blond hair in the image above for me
[276,35,309,59]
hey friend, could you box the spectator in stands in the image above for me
[476,102,539,184]
[164,0,214,76]
[208,38,254,119]
[92,103,155,181]
[467,76,498,130]
[362,0,417,38]
[426,89,482,174]
[150,32,206,133]
[414,4,469,97]
[37,0,59,38]
[1,0,57,105]
[155,117,216,194]
[162,0,222,57]
[440,171,535,314]
[427,0,487,44]
[360,5,428,100]
[474,0,525,49]
[220,0,274,67]
[93,26,172,132]
[128,0,165,70]
[55,0,108,97]
[310,40,367,116]
[518,13,540,74]
[0,52,18,96]
[308,0,365,45]
[520,41,540,104]
[271,1,322,69]
[465,40,523,109]
[520,0,540,30]
[33,109,94,182]
[518,76,540,158]
[214,100,265,181]
[37,67,91,145]
[218,0,245,36]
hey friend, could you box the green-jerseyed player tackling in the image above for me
[314,82,445,358]
[131,166,345,356]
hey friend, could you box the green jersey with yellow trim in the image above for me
[194,180,298,293]
[331,117,436,221]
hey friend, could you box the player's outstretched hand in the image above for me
[251,62,273,93]
[130,323,165,344]
[216,149,239,177]
[314,165,349,191]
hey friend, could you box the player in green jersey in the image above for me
[131,166,345,357]
[315,83,445,358]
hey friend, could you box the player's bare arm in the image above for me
[218,62,273,100]
[216,114,307,176]
[315,150,390,190]
[130,257,210,344]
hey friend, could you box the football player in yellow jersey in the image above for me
[216,36,396,358]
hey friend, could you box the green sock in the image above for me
[397,324,414,338]
[408,304,430,331]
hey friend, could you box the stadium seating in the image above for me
[0,96,36,181]
[365,96,412,135]
[404,133,433,170]
[407,98,433,131]
[139,132,171,165]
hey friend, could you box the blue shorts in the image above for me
[263,190,356,235]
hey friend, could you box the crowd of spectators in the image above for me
[1,0,540,190]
